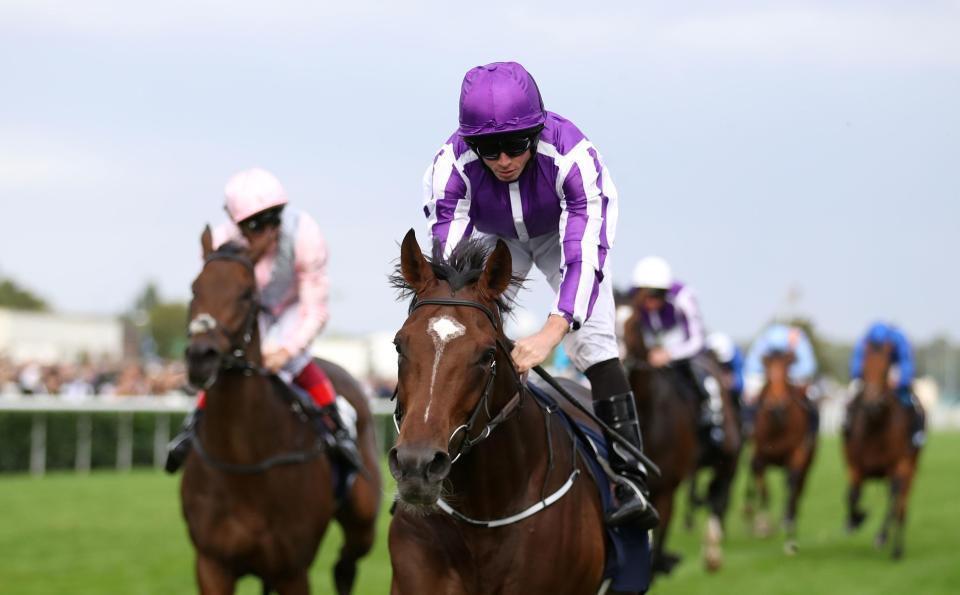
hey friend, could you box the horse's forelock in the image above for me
[390,237,522,313]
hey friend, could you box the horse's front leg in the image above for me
[846,468,866,532]
[751,457,772,538]
[875,479,897,549]
[651,487,682,575]
[196,554,236,595]
[273,573,310,595]
[891,460,917,560]
[783,447,811,555]
[684,473,698,531]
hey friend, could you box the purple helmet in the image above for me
[458,62,546,137]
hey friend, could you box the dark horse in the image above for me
[180,228,382,594]
[744,351,817,555]
[387,230,645,595]
[621,301,740,574]
[844,341,922,559]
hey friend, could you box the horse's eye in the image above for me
[479,348,496,365]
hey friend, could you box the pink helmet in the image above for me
[223,167,289,222]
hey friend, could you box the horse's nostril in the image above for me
[387,448,402,480]
[426,451,451,483]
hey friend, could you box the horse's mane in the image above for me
[389,238,524,313]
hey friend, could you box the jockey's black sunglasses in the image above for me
[239,207,283,234]
[466,129,540,161]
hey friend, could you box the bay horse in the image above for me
[844,341,922,559]
[622,309,697,576]
[621,299,740,574]
[388,230,647,595]
[181,228,381,594]
[743,351,817,555]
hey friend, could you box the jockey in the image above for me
[423,61,657,530]
[707,332,744,407]
[165,167,362,473]
[631,256,726,446]
[742,324,820,432]
[848,321,925,447]
[743,324,818,397]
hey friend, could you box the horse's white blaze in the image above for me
[188,313,217,336]
[424,315,466,422]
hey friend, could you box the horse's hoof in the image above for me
[874,533,888,549]
[846,511,867,533]
[703,516,724,572]
[892,546,904,561]
[784,540,798,556]
[753,515,773,538]
[704,546,723,572]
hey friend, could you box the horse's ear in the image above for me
[400,229,434,292]
[479,240,513,300]
[201,225,214,259]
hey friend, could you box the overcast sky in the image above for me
[2,1,958,343]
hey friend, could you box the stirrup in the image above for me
[608,475,659,530]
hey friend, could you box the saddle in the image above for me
[527,381,652,594]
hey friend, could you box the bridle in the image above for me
[393,296,526,464]
[393,294,584,529]
[184,249,328,474]
[187,251,265,375]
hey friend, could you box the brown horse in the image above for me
[387,231,646,595]
[744,351,817,555]
[181,228,381,594]
[621,305,696,576]
[844,342,922,559]
[621,302,739,575]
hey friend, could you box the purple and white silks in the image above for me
[639,282,706,361]
[422,112,618,330]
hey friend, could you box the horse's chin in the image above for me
[396,480,441,509]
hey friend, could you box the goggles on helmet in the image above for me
[465,127,542,161]
[239,206,283,234]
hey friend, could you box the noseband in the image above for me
[393,296,526,464]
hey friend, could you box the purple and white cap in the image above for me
[458,62,546,137]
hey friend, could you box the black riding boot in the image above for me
[314,403,364,473]
[165,410,202,474]
[594,392,660,530]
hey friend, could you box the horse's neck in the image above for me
[764,377,791,399]
[863,355,890,391]
[764,364,791,399]
[447,388,555,521]
[202,374,291,453]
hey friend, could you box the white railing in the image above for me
[3,393,956,477]
[0,394,396,476]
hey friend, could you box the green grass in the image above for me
[0,434,957,594]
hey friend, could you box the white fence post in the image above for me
[30,413,46,476]
[116,412,133,472]
[76,414,92,473]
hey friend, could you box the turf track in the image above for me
[0,434,957,594]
